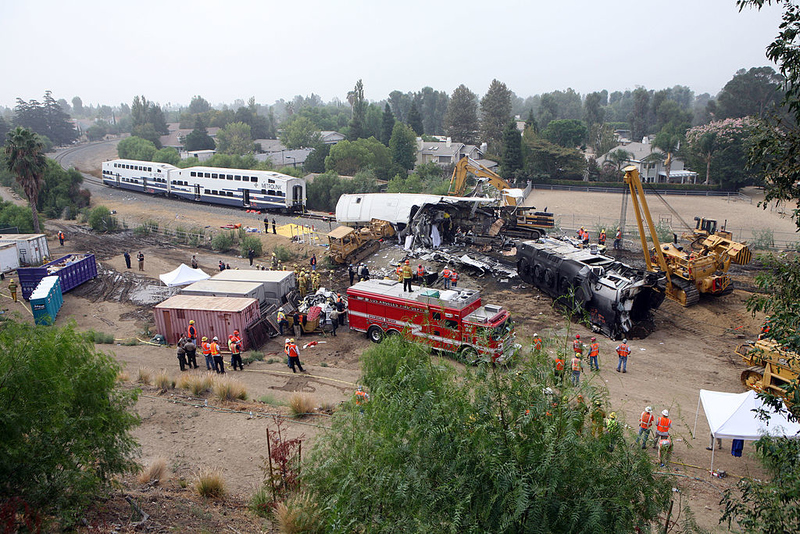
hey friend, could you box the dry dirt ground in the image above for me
[7,147,791,532]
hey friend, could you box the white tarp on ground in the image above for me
[335,193,495,225]
[159,264,210,287]
[695,389,800,471]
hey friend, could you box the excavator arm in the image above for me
[448,156,518,207]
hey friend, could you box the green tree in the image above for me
[117,136,157,161]
[183,116,216,151]
[523,128,587,180]
[88,205,118,232]
[480,79,513,150]
[188,95,211,114]
[629,87,651,141]
[305,170,379,211]
[305,336,670,533]
[606,148,634,171]
[324,137,391,179]
[380,103,395,146]
[130,95,168,146]
[541,119,588,148]
[85,124,107,142]
[500,120,523,180]
[584,91,607,132]
[71,96,83,116]
[153,147,180,165]
[280,116,321,149]
[14,91,78,146]
[4,127,46,233]
[347,79,367,140]
[651,127,683,182]
[303,142,331,173]
[389,122,417,172]
[0,201,34,232]
[716,66,784,119]
[406,101,424,136]
[444,84,479,144]
[590,123,618,156]
[37,160,90,220]
[0,320,140,525]
[215,122,254,155]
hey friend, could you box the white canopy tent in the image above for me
[694,389,800,471]
[159,264,210,287]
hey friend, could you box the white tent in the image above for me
[694,389,800,471]
[159,264,210,287]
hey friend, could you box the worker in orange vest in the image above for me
[654,409,672,451]
[572,334,584,356]
[396,263,404,283]
[554,354,565,380]
[532,333,543,352]
[402,260,413,292]
[201,336,213,371]
[442,266,452,289]
[588,336,600,371]
[286,339,305,373]
[416,264,425,284]
[570,354,583,385]
[450,270,459,288]
[582,229,590,246]
[210,336,224,374]
[228,331,243,371]
[599,229,606,246]
[614,228,622,250]
[355,386,369,405]
[635,406,655,449]
[187,320,197,344]
[616,338,631,373]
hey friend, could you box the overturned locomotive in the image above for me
[516,238,666,339]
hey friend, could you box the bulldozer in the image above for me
[623,166,752,306]
[327,219,394,265]
[448,156,555,239]
[737,339,800,402]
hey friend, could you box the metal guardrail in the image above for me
[531,183,742,198]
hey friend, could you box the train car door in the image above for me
[194,184,201,201]
[115,173,120,187]
[142,177,148,192]
[292,185,303,207]
[242,189,251,207]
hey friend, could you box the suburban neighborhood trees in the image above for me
[541,119,588,148]
[480,79,513,150]
[183,117,216,152]
[444,84,479,145]
[130,95,168,147]
[500,120,523,181]
[280,116,321,149]
[380,103,395,146]
[389,122,418,172]
[715,66,784,119]
[325,137,391,179]
[14,91,78,146]
[347,79,367,141]
[215,122,255,155]
[117,136,157,161]
[406,101,424,136]
[4,126,46,233]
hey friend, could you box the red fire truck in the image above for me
[346,279,518,362]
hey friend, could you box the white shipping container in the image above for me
[0,242,20,273]
[211,270,295,305]
[180,279,267,304]
[0,234,50,266]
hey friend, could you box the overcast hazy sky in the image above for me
[0,0,784,110]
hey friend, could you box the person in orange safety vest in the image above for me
[635,406,655,449]
[442,266,452,289]
[588,336,600,371]
[450,270,459,288]
[616,338,631,373]
[654,409,672,451]
[532,333,543,352]
[572,334,584,356]
[187,320,197,344]
[570,355,582,385]
[210,336,224,374]
[201,337,212,370]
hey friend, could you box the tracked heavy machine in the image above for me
[737,339,800,402]
[327,219,394,265]
[448,156,555,239]
[622,166,752,306]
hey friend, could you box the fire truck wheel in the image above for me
[459,346,478,365]
[367,325,385,343]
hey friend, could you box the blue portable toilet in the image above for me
[30,275,63,325]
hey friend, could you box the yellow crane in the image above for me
[623,165,751,306]
[448,156,555,238]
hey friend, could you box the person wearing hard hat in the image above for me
[616,338,631,373]
[210,336,224,374]
[599,229,606,246]
[201,337,213,371]
[572,334,584,356]
[588,336,600,371]
[635,406,655,449]
[187,320,197,344]
[7,279,17,303]
[532,333,543,352]
[277,307,288,335]
[402,259,413,292]
[654,409,672,451]
[286,338,305,373]
[355,385,369,405]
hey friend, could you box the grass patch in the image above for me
[179,373,214,396]
[249,485,272,517]
[137,457,167,485]
[83,329,115,344]
[120,338,139,346]
[258,394,286,406]
[154,369,174,391]
[117,371,130,383]
[212,375,248,402]
[272,492,322,533]
[242,351,265,365]
[266,358,279,364]
[288,394,315,418]
[195,470,226,498]
[319,362,328,368]
[137,367,154,385]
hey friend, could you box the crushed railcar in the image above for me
[516,238,666,339]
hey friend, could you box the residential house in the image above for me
[601,140,698,184]
[416,138,484,167]
[319,131,346,144]
[160,122,220,152]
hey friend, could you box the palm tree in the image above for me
[651,131,682,183]
[4,127,46,233]
[607,148,633,171]
[695,132,717,185]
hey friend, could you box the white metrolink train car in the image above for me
[101,159,306,212]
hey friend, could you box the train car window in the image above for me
[190,172,196,177]
[251,177,257,182]
[261,189,267,194]
[226,175,232,180]
[268,179,275,184]
[148,167,152,172]
[212,174,218,179]
[204,173,211,178]
[227,192,233,197]
[234,175,241,181]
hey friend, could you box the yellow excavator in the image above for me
[448,156,555,239]
[737,339,800,403]
[327,219,394,265]
[623,165,751,306]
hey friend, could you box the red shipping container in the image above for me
[154,295,261,350]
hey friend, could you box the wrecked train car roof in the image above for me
[336,193,494,226]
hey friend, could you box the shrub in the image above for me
[133,224,151,237]
[211,231,235,252]
[273,244,293,262]
[288,394,315,418]
[136,457,167,485]
[243,351,264,365]
[0,321,139,525]
[117,371,130,382]
[212,375,248,402]
[239,234,263,258]
[195,470,226,498]
[751,228,775,250]
[272,492,322,534]
[87,206,118,232]
[154,370,173,391]
[120,338,139,346]
[83,330,115,344]
[249,485,272,517]
[258,394,286,406]
[137,367,153,385]
[180,373,214,396]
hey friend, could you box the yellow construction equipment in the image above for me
[327,219,394,265]
[737,339,800,402]
[448,156,554,239]
[622,166,751,306]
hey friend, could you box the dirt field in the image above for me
[11,146,793,532]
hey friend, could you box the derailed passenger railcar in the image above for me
[516,238,665,339]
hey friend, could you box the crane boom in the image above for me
[448,156,519,206]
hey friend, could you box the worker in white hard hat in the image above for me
[654,409,672,450]
[635,406,655,449]
[210,336,224,374]
[286,338,305,373]
[615,338,630,373]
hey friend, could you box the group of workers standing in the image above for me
[576,226,624,250]
[176,320,244,373]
